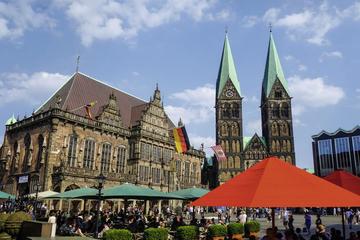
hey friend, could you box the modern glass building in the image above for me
[312,126,360,177]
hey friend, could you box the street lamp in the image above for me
[94,173,106,239]
[34,183,41,218]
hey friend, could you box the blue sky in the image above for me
[0,0,359,168]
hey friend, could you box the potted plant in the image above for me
[244,220,261,238]
[144,228,168,240]
[208,224,227,240]
[4,211,32,237]
[103,229,133,240]
[176,225,199,240]
[227,223,244,240]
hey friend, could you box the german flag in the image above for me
[173,126,190,153]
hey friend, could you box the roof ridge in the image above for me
[62,73,78,110]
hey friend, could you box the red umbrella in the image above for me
[324,170,360,238]
[324,170,360,195]
[192,157,360,207]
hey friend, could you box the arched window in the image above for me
[116,146,127,173]
[12,142,18,172]
[23,134,31,172]
[101,143,112,172]
[275,90,282,99]
[281,103,289,118]
[271,103,280,118]
[83,139,95,169]
[36,135,44,170]
[67,135,78,167]
[271,122,279,136]
[222,103,230,118]
[232,103,239,118]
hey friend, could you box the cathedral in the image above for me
[0,73,204,199]
[205,31,296,186]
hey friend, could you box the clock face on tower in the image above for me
[226,89,234,98]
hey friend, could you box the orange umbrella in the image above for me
[324,170,360,238]
[324,170,360,195]
[192,157,360,207]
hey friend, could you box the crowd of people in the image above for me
[2,198,360,240]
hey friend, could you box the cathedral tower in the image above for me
[261,32,296,164]
[215,33,243,182]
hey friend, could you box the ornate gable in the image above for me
[218,78,242,101]
[96,93,122,127]
[139,87,170,138]
[268,78,291,100]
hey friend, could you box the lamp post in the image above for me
[34,183,41,218]
[94,173,106,239]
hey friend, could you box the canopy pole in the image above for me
[271,208,275,229]
[341,208,346,239]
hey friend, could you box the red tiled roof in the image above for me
[36,72,153,128]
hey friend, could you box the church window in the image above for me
[225,141,229,152]
[232,103,239,118]
[23,134,31,172]
[271,104,280,118]
[280,122,289,136]
[235,156,240,168]
[36,135,44,170]
[281,103,289,118]
[271,141,276,152]
[67,135,78,167]
[276,141,281,152]
[275,90,282,99]
[83,139,95,169]
[286,156,292,163]
[232,124,238,136]
[222,103,230,118]
[287,141,291,152]
[101,143,112,172]
[232,141,236,153]
[116,146,126,173]
[221,124,227,136]
[11,141,18,172]
[271,122,279,136]
[282,140,287,152]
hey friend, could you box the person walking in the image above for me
[346,209,354,229]
[283,209,289,230]
[305,212,312,234]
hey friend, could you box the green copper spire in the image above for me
[216,33,241,98]
[262,32,289,99]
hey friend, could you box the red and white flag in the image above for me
[211,145,227,161]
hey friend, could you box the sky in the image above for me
[0,0,359,169]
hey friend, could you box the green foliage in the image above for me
[103,229,133,240]
[244,220,260,233]
[227,223,244,235]
[175,225,199,240]
[208,224,227,237]
[143,228,168,240]
[4,211,32,236]
[0,213,9,232]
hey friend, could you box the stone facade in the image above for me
[206,32,296,187]
[0,73,204,197]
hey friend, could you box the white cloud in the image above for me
[55,0,226,46]
[165,84,215,124]
[241,15,258,28]
[284,55,294,61]
[0,1,55,39]
[0,72,69,106]
[319,51,343,62]
[170,84,215,107]
[164,105,213,124]
[298,64,307,71]
[246,119,262,135]
[262,3,341,45]
[289,75,345,115]
[188,134,215,155]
